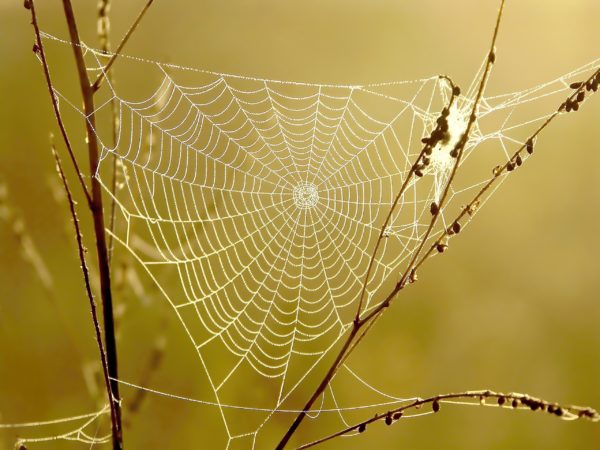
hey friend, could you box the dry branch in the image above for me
[298,390,600,449]
[50,140,118,445]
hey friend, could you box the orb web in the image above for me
[27,31,600,449]
[293,183,319,210]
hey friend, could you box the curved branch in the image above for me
[275,3,507,448]
[298,389,600,449]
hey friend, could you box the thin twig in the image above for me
[277,80,459,448]
[97,0,120,264]
[314,53,600,450]
[28,0,91,207]
[413,66,600,273]
[92,0,155,93]
[354,76,459,319]
[298,390,600,449]
[29,1,123,447]
[275,3,506,447]
[30,0,158,445]
[50,139,119,445]
[358,0,506,327]
[61,0,124,446]
[294,14,600,450]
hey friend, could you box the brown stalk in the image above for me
[412,66,600,273]
[97,0,120,264]
[316,44,600,450]
[361,0,506,327]
[28,1,122,448]
[28,1,155,447]
[60,0,124,446]
[50,141,119,443]
[28,1,91,207]
[275,3,506,447]
[298,390,600,449]
[97,0,155,264]
[285,10,600,450]
[353,77,460,320]
[92,0,155,93]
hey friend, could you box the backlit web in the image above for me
[16,32,598,448]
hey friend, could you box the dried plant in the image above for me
[7,1,598,449]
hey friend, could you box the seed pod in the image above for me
[450,149,458,158]
[493,165,503,176]
[423,157,431,166]
[565,100,573,112]
[393,412,403,420]
[498,396,506,406]
[453,86,461,97]
[24,0,31,9]
[489,51,496,63]
[430,202,439,215]
[431,129,443,144]
[516,155,523,166]
[358,423,366,433]
[577,91,585,102]
[554,407,563,417]
[415,169,424,177]
[572,101,580,111]
[432,400,440,413]
[452,221,461,234]
[512,399,519,408]
[570,81,583,89]
[507,162,515,172]
[586,80,594,91]
[385,414,393,426]
[526,139,534,154]
[436,243,447,253]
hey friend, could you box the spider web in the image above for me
[27,32,599,448]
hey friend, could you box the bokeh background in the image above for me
[1,0,599,449]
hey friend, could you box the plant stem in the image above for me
[97,0,119,265]
[28,1,91,207]
[413,66,600,272]
[354,76,459,320]
[275,2,506,447]
[298,390,600,449]
[275,325,360,450]
[60,0,123,447]
[50,142,118,443]
[92,0,155,93]
[28,1,122,448]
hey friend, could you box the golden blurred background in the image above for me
[1,0,599,449]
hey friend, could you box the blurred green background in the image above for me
[1,0,599,449]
